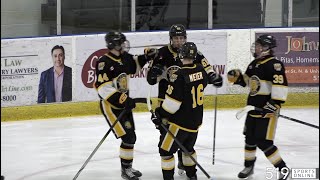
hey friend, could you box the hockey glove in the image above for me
[124,97,136,111]
[262,100,280,118]
[208,72,223,88]
[151,107,162,127]
[227,69,242,83]
[149,64,164,80]
[144,48,159,61]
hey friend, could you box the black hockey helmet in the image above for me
[105,32,127,50]
[256,34,277,49]
[179,42,197,60]
[169,24,187,38]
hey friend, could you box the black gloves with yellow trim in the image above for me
[149,64,164,79]
[144,48,159,61]
[151,107,162,126]
[147,63,164,85]
[227,69,246,87]
[151,107,168,134]
[262,99,281,118]
[208,72,223,88]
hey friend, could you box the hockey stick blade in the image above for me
[236,106,255,120]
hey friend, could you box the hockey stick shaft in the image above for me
[159,123,212,179]
[73,98,149,180]
[237,106,319,129]
[147,86,213,179]
[131,43,168,49]
[212,88,217,165]
[73,108,127,180]
[253,107,319,129]
[278,114,319,129]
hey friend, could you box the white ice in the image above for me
[1,108,319,180]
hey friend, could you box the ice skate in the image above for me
[177,161,185,176]
[121,167,140,180]
[238,165,254,179]
[187,174,197,180]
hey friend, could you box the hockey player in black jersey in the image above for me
[152,42,209,180]
[94,32,157,180]
[227,34,290,180]
[146,24,223,175]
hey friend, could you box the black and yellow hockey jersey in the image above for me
[147,44,213,101]
[239,55,288,108]
[94,51,147,108]
[158,63,208,132]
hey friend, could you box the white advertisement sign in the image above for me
[1,30,227,107]
[75,31,227,102]
[1,37,73,107]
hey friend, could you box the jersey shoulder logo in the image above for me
[273,63,282,71]
[98,62,105,70]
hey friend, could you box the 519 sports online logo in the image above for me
[266,167,319,179]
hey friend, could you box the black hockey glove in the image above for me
[227,69,247,87]
[151,107,162,127]
[149,64,164,79]
[124,97,136,111]
[208,72,223,88]
[227,69,242,83]
[144,48,159,61]
[262,100,280,118]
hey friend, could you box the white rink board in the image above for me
[1,27,318,107]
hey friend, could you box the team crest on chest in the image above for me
[114,73,129,93]
[249,75,261,96]
[166,65,181,82]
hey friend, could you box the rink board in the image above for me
[1,92,318,121]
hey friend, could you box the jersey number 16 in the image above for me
[191,84,204,108]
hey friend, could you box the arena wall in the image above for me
[1,27,318,121]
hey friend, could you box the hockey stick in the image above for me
[147,86,214,180]
[73,98,149,180]
[131,43,168,49]
[73,108,127,180]
[212,88,218,165]
[236,105,319,129]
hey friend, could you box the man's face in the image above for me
[251,42,263,58]
[171,36,186,49]
[52,49,65,67]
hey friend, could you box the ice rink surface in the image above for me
[1,108,319,180]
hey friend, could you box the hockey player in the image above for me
[146,24,223,175]
[94,31,157,180]
[152,42,209,180]
[227,34,289,180]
